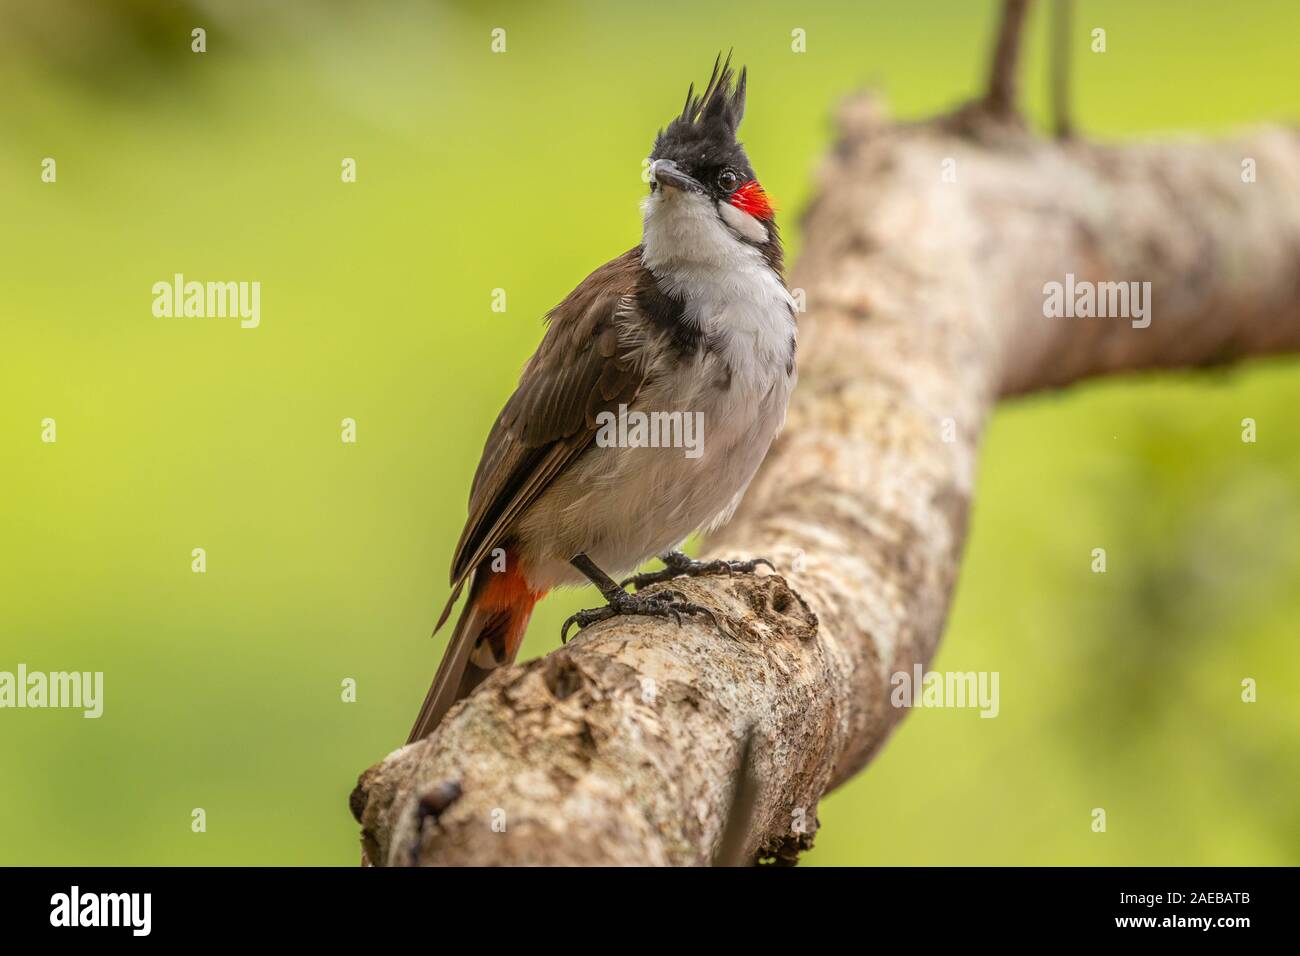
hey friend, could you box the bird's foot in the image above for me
[621,550,775,592]
[561,586,718,643]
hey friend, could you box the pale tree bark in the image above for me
[351,44,1300,866]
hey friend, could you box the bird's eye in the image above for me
[718,168,739,192]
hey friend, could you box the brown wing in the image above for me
[446,248,647,591]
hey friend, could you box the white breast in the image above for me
[640,186,796,396]
[515,189,796,589]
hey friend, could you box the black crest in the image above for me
[650,53,753,185]
[679,52,746,133]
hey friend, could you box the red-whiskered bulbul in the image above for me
[409,55,796,742]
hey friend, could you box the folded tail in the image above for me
[407,556,543,743]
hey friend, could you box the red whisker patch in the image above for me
[729,180,773,220]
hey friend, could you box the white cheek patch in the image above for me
[718,200,768,244]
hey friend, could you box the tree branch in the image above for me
[352,96,1300,866]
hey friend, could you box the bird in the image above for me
[408,54,797,743]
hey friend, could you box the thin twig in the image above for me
[1050,0,1074,138]
[984,0,1033,117]
[712,729,761,867]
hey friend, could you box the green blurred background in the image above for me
[2,0,1297,865]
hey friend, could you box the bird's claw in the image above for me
[561,587,719,642]
[620,552,776,591]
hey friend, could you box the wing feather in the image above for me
[446,249,647,588]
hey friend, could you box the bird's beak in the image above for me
[650,159,704,194]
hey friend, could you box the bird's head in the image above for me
[643,54,778,266]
